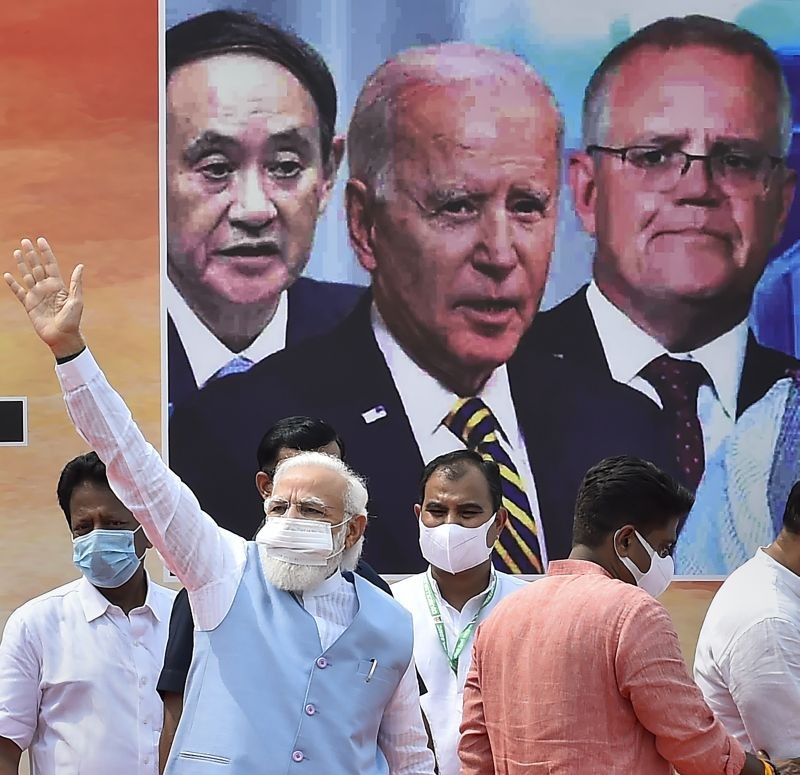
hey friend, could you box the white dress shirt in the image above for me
[56,348,433,775]
[694,548,800,759]
[586,281,748,461]
[166,279,288,387]
[372,305,548,565]
[392,568,527,775]
[0,574,175,775]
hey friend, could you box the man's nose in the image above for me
[671,155,725,204]
[228,168,278,228]
[473,209,518,275]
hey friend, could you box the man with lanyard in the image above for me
[393,450,526,775]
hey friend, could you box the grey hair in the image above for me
[272,450,369,519]
[582,14,793,156]
[348,41,564,198]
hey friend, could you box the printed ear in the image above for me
[569,151,599,236]
[345,178,379,272]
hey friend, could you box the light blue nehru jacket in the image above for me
[166,543,413,774]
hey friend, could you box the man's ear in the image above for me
[414,503,422,520]
[492,508,509,545]
[569,150,599,236]
[346,177,379,272]
[318,134,345,215]
[613,524,636,557]
[135,524,153,552]
[345,513,368,549]
[255,471,272,500]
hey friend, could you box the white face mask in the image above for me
[614,529,674,598]
[418,514,496,574]
[255,516,351,567]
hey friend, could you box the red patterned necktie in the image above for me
[640,355,708,491]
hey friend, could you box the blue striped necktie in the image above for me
[205,355,254,385]
[444,397,543,573]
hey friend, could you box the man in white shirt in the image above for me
[3,237,434,775]
[165,10,362,414]
[393,450,526,775]
[525,15,798,570]
[0,451,176,775]
[694,481,800,760]
[168,41,567,574]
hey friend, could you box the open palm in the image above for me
[4,237,85,352]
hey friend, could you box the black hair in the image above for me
[256,416,345,476]
[166,9,337,163]
[419,450,503,513]
[56,451,110,528]
[782,481,800,535]
[572,456,694,548]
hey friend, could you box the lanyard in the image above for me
[423,571,497,675]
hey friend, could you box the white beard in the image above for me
[259,533,365,593]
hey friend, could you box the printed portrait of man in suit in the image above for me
[169,42,568,572]
[164,11,363,415]
[525,15,798,572]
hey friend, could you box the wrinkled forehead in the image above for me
[271,463,347,507]
[166,52,320,132]
[69,480,136,519]
[396,75,559,147]
[388,77,561,190]
[603,44,783,148]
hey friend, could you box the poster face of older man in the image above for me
[524,15,799,572]
[164,11,364,415]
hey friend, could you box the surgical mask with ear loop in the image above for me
[614,529,674,598]
[419,514,497,574]
[72,526,146,588]
[255,513,353,567]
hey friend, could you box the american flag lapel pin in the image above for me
[361,405,388,424]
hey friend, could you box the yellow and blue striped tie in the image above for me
[444,397,543,574]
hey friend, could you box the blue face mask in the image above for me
[72,526,145,588]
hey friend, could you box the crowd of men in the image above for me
[1,8,799,775]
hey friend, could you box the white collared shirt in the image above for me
[392,568,526,775]
[0,574,175,775]
[586,281,748,460]
[371,305,548,565]
[55,349,434,775]
[297,569,359,652]
[694,548,800,759]
[166,279,288,388]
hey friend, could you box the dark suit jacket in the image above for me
[527,285,799,419]
[169,294,684,569]
[168,276,365,411]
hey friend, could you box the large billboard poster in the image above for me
[163,0,800,577]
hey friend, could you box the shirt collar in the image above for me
[586,280,748,419]
[166,279,288,388]
[303,569,349,599]
[371,303,514,435]
[546,559,613,579]
[426,566,497,611]
[756,547,800,600]
[77,572,164,622]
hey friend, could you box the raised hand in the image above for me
[3,237,86,358]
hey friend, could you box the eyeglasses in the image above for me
[586,144,785,195]
[265,497,333,520]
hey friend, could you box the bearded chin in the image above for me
[260,554,337,592]
[259,534,365,593]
